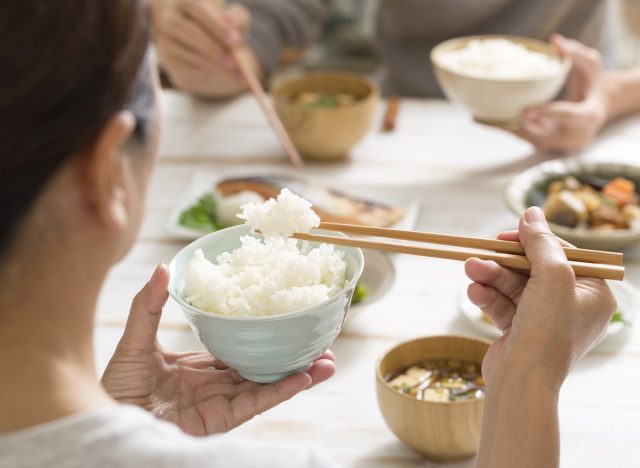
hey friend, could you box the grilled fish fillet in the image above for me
[216,175,404,227]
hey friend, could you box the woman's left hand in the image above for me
[515,34,610,154]
[101,265,336,436]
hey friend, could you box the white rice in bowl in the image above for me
[439,38,564,80]
[182,189,347,317]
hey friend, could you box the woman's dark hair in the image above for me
[0,0,151,254]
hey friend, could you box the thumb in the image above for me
[120,264,170,353]
[551,33,602,77]
[519,207,574,286]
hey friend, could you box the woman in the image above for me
[0,2,335,466]
[0,1,616,467]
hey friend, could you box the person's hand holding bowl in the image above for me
[101,264,336,436]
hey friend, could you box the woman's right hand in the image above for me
[464,206,616,390]
[153,0,263,98]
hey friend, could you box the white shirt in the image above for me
[0,405,337,468]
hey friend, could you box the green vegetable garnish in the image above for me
[305,95,339,108]
[178,193,221,232]
[352,283,367,305]
[610,310,631,326]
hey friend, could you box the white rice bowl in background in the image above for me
[438,38,564,80]
[431,35,570,125]
[182,188,347,317]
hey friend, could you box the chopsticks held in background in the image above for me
[230,49,304,168]
[291,222,625,281]
[206,0,303,167]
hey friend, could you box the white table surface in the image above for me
[95,90,640,467]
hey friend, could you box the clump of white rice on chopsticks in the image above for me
[183,189,347,317]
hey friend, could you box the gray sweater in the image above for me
[237,0,606,97]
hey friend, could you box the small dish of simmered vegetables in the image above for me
[542,175,640,231]
[505,161,640,250]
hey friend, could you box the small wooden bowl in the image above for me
[376,335,491,462]
[272,72,379,160]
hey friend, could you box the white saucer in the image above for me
[459,280,637,340]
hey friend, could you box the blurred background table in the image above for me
[95,90,640,467]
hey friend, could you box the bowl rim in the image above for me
[430,34,572,83]
[168,225,365,322]
[271,70,380,109]
[504,159,640,240]
[375,334,491,406]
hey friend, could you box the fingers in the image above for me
[515,118,590,154]
[224,3,251,35]
[496,230,519,242]
[121,264,170,353]
[316,349,336,363]
[514,120,565,152]
[230,373,312,426]
[228,349,336,426]
[307,359,337,387]
[519,207,575,287]
[524,101,589,130]
[464,258,528,305]
[160,11,228,68]
[467,283,516,332]
[177,0,242,47]
[307,350,337,388]
[497,229,575,248]
[158,35,216,71]
[550,34,602,75]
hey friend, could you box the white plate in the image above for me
[165,172,422,240]
[459,280,638,340]
[351,249,395,309]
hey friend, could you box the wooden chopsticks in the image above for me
[291,222,625,281]
[317,222,623,265]
[230,49,304,168]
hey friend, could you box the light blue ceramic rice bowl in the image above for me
[168,224,364,383]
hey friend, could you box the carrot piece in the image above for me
[602,177,636,205]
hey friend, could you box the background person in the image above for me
[154,0,640,153]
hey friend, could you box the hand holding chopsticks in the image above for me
[168,0,304,167]
[292,221,624,281]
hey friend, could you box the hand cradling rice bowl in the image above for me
[182,189,347,317]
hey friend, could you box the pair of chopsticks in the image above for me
[292,223,625,281]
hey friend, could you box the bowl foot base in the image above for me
[237,364,312,383]
[473,115,521,130]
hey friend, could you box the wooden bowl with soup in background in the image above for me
[272,72,379,161]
